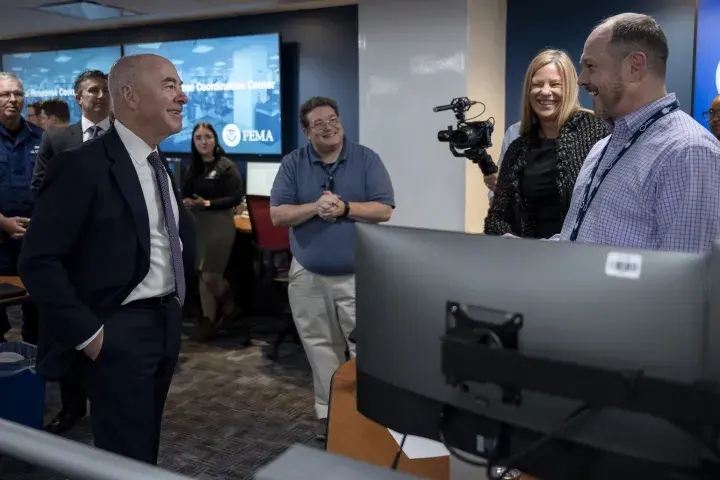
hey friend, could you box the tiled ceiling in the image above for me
[0,0,355,39]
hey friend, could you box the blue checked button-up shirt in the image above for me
[557,94,720,253]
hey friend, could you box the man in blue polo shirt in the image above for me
[0,72,42,344]
[270,97,395,438]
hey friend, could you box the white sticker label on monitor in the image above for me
[605,252,642,280]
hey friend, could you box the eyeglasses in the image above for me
[0,91,23,101]
[703,109,719,122]
[311,117,341,132]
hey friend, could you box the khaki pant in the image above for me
[288,258,356,419]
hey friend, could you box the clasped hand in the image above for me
[0,216,29,240]
[183,195,206,208]
[316,191,343,222]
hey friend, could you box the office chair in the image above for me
[245,195,300,360]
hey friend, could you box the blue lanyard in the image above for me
[320,161,340,192]
[569,101,679,242]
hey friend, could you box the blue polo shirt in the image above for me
[270,138,395,275]
[0,119,42,218]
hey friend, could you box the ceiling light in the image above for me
[55,55,72,63]
[12,53,31,59]
[214,61,226,67]
[192,44,214,54]
[38,1,138,20]
[171,59,185,65]
[136,43,162,50]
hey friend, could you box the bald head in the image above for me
[107,53,187,147]
[109,54,166,109]
[594,13,668,78]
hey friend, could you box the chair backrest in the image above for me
[246,195,290,251]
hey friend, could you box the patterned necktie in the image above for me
[88,125,103,139]
[146,151,185,305]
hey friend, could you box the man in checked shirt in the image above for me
[535,13,720,253]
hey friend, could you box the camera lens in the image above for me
[437,130,451,142]
[450,127,478,149]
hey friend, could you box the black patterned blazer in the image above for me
[484,110,610,237]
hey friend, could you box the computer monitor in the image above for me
[246,161,281,197]
[355,224,720,479]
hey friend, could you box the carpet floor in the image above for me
[0,306,318,480]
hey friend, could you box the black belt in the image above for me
[127,293,176,308]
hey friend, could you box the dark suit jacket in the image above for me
[18,127,196,379]
[31,122,83,197]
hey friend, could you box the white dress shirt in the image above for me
[76,120,180,350]
[80,115,112,142]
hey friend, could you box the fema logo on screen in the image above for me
[222,124,241,148]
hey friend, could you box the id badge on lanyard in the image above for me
[569,101,679,242]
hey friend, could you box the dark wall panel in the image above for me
[505,0,696,126]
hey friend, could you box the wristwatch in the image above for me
[340,201,350,218]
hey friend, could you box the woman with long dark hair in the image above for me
[182,122,243,339]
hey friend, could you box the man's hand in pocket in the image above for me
[83,330,104,361]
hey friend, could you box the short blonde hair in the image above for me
[519,49,587,136]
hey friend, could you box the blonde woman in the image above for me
[485,49,609,238]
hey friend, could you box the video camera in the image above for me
[434,97,497,176]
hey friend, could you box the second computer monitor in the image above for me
[246,161,281,197]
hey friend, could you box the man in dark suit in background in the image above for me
[37,98,71,130]
[31,70,111,197]
[31,70,111,435]
[25,101,42,128]
[18,54,194,464]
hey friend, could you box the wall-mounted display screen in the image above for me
[692,0,720,132]
[124,34,282,155]
[1,46,120,124]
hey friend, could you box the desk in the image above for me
[0,276,28,307]
[327,360,536,480]
[234,215,251,233]
[327,358,450,479]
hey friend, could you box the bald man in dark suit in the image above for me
[20,54,194,464]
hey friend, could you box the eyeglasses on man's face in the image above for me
[0,90,23,102]
[703,109,719,122]
[310,116,341,132]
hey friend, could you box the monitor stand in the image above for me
[450,456,523,480]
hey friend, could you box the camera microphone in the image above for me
[433,104,455,113]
